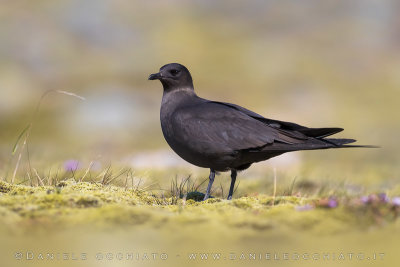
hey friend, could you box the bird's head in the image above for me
[148,63,193,91]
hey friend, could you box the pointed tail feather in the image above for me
[340,144,380,148]
[324,138,379,148]
[324,138,356,146]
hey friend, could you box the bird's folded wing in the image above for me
[210,101,343,138]
[171,102,306,152]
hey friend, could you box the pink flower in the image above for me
[392,197,400,206]
[64,160,81,171]
[328,198,338,208]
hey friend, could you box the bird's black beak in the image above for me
[148,72,162,80]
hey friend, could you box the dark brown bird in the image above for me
[149,63,374,200]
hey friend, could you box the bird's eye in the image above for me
[170,69,179,76]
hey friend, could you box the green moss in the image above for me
[185,199,196,205]
[75,195,101,207]
[0,181,12,193]
[231,198,254,209]
[0,180,398,236]
[261,196,305,206]
[186,191,206,201]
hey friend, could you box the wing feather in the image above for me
[210,101,343,138]
[171,102,306,153]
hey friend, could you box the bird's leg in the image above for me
[203,169,215,201]
[227,170,237,200]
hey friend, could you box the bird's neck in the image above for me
[162,87,196,103]
[161,87,198,115]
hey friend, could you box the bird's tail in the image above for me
[323,138,379,148]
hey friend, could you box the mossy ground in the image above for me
[1,177,399,267]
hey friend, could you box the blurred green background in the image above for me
[1,1,400,266]
[1,0,399,176]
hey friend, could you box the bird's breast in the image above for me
[159,91,237,170]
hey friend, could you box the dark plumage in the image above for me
[149,63,374,200]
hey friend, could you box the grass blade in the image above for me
[11,124,31,155]
[55,90,86,101]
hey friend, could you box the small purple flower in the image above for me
[64,160,81,171]
[392,197,400,206]
[378,193,389,203]
[295,204,314,211]
[360,196,369,204]
[328,198,338,208]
